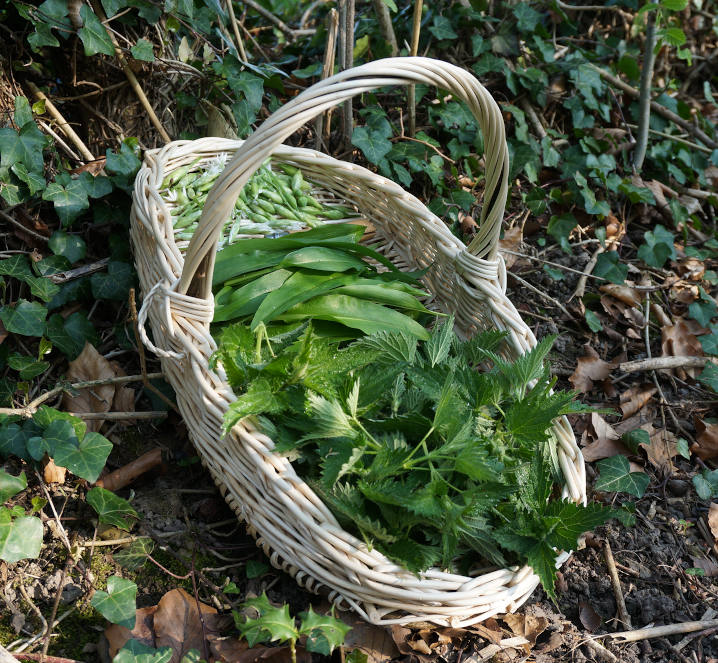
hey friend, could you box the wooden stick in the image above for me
[598,618,718,643]
[408,0,423,137]
[95,447,163,491]
[508,271,575,320]
[26,82,96,163]
[225,0,248,61]
[49,258,111,284]
[341,0,355,152]
[591,65,718,150]
[0,208,49,243]
[315,8,339,151]
[68,410,167,420]
[371,0,398,56]
[569,244,604,302]
[37,119,82,162]
[88,0,170,142]
[603,539,632,629]
[619,356,718,373]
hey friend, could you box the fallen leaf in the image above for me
[599,283,642,307]
[580,413,629,462]
[105,605,157,658]
[639,423,678,474]
[619,384,657,419]
[498,225,523,270]
[62,342,117,433]
[690,556,718,577]
[109,361,136,417]
[43,457,67,484]
[470,622,503,645]
[502,613,548,646]
[578,601,602,632]
[153,588,221,661]
[691,419,718,461]
[460,211,478,236]
[534,631,563,654]
[569,345,618,394]
[677,257,705,281]
[614,406,657,437]
[605,213,625,249]
[709,504,718,543]
[342,613,399,663]
[661,319,704,379]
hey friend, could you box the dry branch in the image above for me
[601,619,718,643]
[619,356,718,373]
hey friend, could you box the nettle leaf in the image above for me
[543,501,612,551]
[91,576,137,629]
[0,299,47,336]
[0,470,27,502]
[299,607,352,655]
[113,537,154,570]
[424,316,454,367]
[78,5,115,56]
[595,455,650,497]
[659,27,686,46]
[54,431,112,483]
[91,262,134,300]
[42,179,90,226]
[0,509,43,563]
[637,224,676,268]
[130,38,155,61]
[236,593,298,647]
[593,251,627,285]
[86,487,139,530]
[49,230,87,264]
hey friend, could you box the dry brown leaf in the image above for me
[110,361,136,416]
[62,342,117,432]
[153,588,220,661]
[619,384,657,419]
[569,346,617,394]
[661,319,704,379]
[105,606,157,658]
[43,458,67,484]
[502,613,548,646]
[605,213,625,249]
[534,631,563,654]
[639,423,678,474]
[460,211,478,236]
[677,257,705,281]
[470,622,503,645]
[498,226,523,270]
[709,504,718,543]
[578,601,602,632]
[342,613,399,663]
[690,556,718,577]
[599,283,642,308]
[580,413,629,462]
[691,419,718,461]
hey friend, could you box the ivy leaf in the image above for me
[49,230,87,264]
[593,251,627,284]
[113,537,154,570]
[42,179,90,226]
[54,431,112,483]
[637,224,676,268]
[100,0,128,17]
[12,162,46,195]
[114,640,173,663]
[351,126,392,165]
[130,38,155,61]
[0,470,27,502]
[91,262,134,300]
[227,72,264,112]
[428,15,458,40]
[0,424,30,459]
[46,312,97,359]
[298,607,352,655]
[513,3,542,32]
[0,123,48,173]
[0,300,47,336]
[78,171,113,198]
[86,487,139,530]
[693,469,718,500]
[688,289,717,328]
[91,576,137,629]
[0,509,43,563]
[105,143,141,178]
[78,6,115,56]
[7,355,49,380]
[236,593,298,647]
[699,325,718,355]
[27,276,60,302]
[0,255,33,280]
[595,455,650,497]
[34,406,86,439]
[697,363,718,393]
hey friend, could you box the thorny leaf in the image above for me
[692,419,718,461]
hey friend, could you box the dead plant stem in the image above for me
[602,539,632,629]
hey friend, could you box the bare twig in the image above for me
[591,65,718,150]
[556,0,624,12]
[95,447,163,491]
[508,272,575,320]
[619,356,718,373]
[569,244,604,302]
[49,258,111,284]
[41,559,73,660]
[225,0,248,61]
[603,539,632,629]
[598,618,718,643]
[315,9,339,151]
[633,10,657,173]
[340,0,355,152]
[26,82,96,163]
[68,410,167,420]
[408,0,423,137]
[0,208,49,243]
[519,96,547,140]
[371,0,398,56]
[241,0,312,37]
[583,639,619,663]
[626,123,713,155]
[36,120,82,162]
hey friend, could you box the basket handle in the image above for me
[178,56,509,298]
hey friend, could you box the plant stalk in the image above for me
[632,10,657,173]
[408,0,424,137]
[371,0,398,56]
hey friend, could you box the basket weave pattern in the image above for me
[131,58,586,627]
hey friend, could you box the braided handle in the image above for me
[178,57,509,298]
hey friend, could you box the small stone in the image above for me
[11,613,25,634]
[61,583,83,604]
[667,479,689,497]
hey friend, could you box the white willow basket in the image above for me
[130,57,586,627]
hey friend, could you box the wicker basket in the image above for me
[130,57,586,627]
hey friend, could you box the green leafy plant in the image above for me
[234,592,351,663]
[0,469,43,563]
[595,455,650,498]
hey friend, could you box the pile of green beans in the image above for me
[161,158,356,247]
